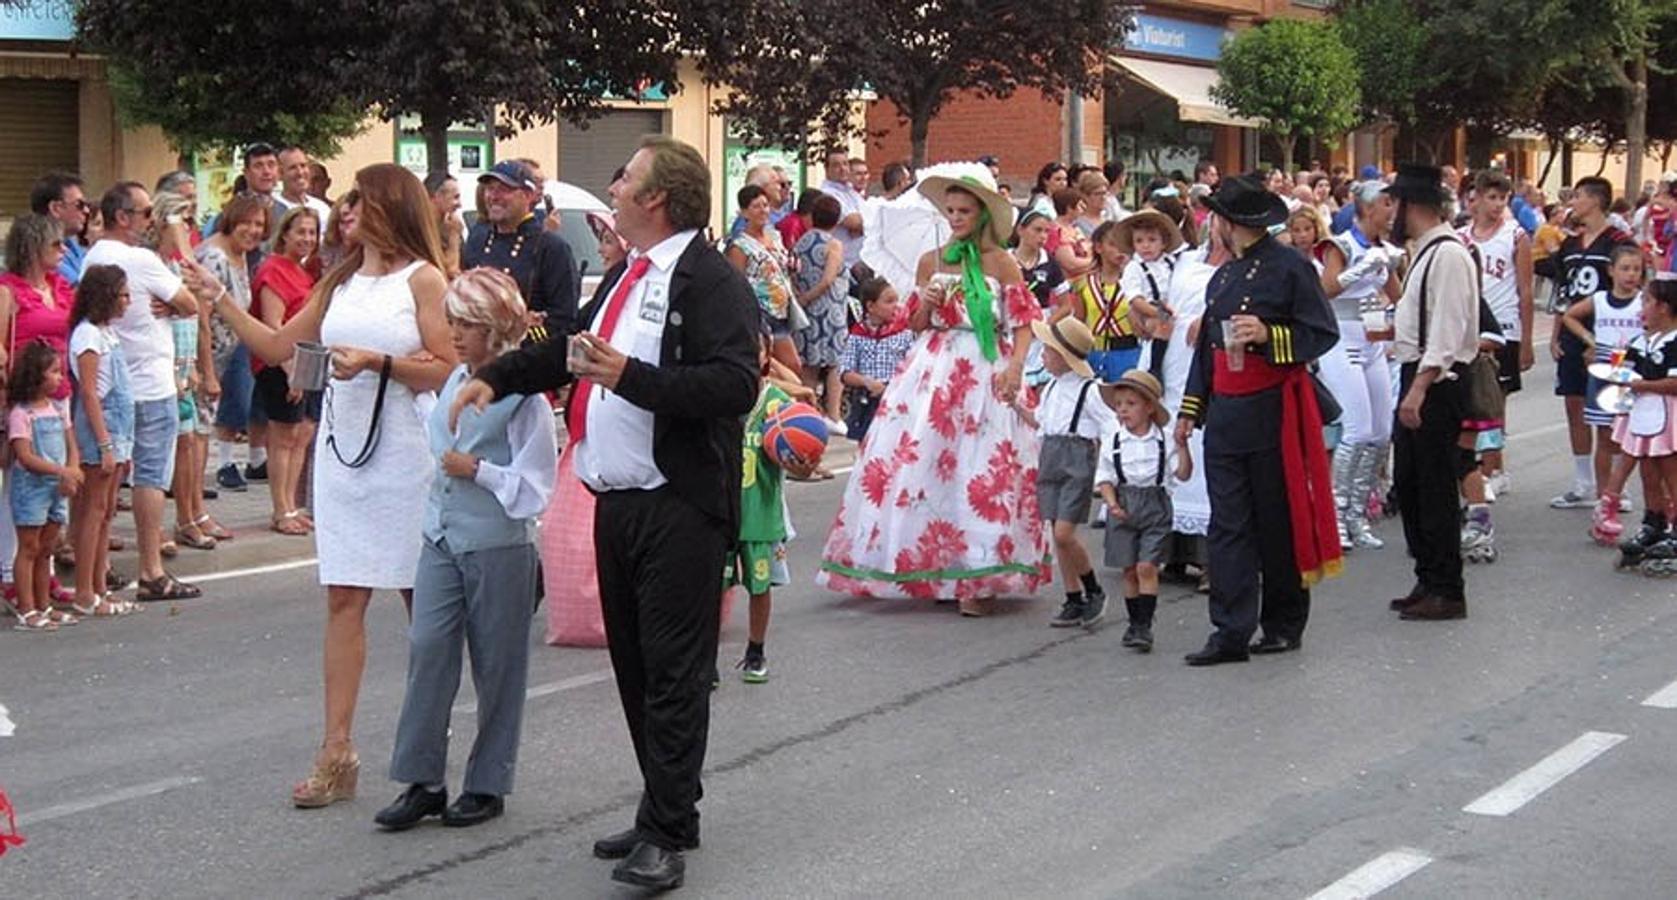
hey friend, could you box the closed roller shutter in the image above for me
[559,109,667,201]
[0,79,79,218]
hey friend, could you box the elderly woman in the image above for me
[1317,180,1402,550]
[817,169,1049,616]
[0,213,76,599]
[376,267,555,831]
[793,193,852,435]
[727,184,801,374]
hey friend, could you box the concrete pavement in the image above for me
[4,342,1677,898]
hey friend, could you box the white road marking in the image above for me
[1504,420,1569,445]
[0,702,13,737]
[1308,848,1433,900]
[190,558,318,585]
[1463,730,1627,817]
[452,669,615,716]
[1641,678,1677,708]
[17,776,202,826]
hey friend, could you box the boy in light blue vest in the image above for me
[378,269,558,832]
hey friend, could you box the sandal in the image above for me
[195,515,234,541]
[106,569,131,592]
[160,539,179,559]
[136,574,202,603]
[72,596,127,618]
[108,593,141,614]
[15,610,58,632]
[174,524,218,551]
[44,608,78,626]
[271,511,311,536]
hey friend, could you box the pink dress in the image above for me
[542,443,606,646]
[817,275,1052,601]
[0,272,73,400]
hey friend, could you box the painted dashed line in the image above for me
[452,669,615,716]
[1308,848,1433,900]
[1640,677,1677,709]
[17,776,203,826]
[0,702,13,737]
[1463,731,1627,817]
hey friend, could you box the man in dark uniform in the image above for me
[464,160,580,343]
[1176,175,1343,666]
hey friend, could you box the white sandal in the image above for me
[71,597,126,618]
[44,608,78,626]
[15,610,58,632]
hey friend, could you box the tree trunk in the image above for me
[1594,149,1610,177]
[421,115,451,178]
[1276,134,1296,175]
[1624,55,1648,198]
[1537,135,1561,186]
[909,107,931,170]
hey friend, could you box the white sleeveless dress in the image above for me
[313,260,436,589]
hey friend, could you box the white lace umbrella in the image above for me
[860,162,992,299]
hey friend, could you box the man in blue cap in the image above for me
[464,160,579,343]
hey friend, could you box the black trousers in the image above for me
[594,487,728,851]
[1205,444,1310,649]
[1394,363,1465,600]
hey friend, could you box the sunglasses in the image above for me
[127,206,155,219]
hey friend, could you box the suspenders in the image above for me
[1113,434,1167,486]
[1045,379,1097,437]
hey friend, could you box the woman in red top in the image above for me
[250,206,321,536]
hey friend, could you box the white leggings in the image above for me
[1318,320,1394,447]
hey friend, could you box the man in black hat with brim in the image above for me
[1176,174,1342,666]
[1386,163,1483,620]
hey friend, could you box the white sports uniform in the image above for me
[1317,227,1397,446]
[1459,217,1524,341]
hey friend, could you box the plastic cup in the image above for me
[1220,320,1245,372]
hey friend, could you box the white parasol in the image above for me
[859,161,992,299]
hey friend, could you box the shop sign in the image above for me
[395,136,492,179]
[0,0,74,42]
[1121,14,1229,63]
[722,126,806,226]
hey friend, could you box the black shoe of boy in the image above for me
[1081,587,1106,628]
[1121,624,1154,652]
[1050,597,1085,627]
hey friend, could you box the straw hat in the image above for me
[1098,369,1170,427]
[1029,317,1095,379]
[917,164,1014,248]
[1111,208,1184,255]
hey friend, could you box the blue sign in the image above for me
[0,0,75,42]
[1121,14,1229,63]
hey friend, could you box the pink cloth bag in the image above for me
[542,444,606,647]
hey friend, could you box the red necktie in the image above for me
[567,255,653,444]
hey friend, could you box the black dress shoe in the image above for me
[1184,641,1250,667]
[1249,634,1301,654]
[593,827,700,859]
[373,785,446,831]
[611,842,685,891]
[442,791,503,827]
[1399,595,1467,620]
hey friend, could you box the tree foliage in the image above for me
[689,0,1132,167]
[1211,18,1361,173]
[1331,0,1438,132]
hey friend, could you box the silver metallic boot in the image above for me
[1333,443,1358,551]
[1348,442,1386,549]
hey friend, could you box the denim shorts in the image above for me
[214,345,258,430]
[131,397,180,489]
[9,466,68,527]
[73,398,135,466]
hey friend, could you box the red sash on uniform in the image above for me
[1212,351,1344,587]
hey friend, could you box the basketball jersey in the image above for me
[1459,217,1523,339]
[1590,291,1644,363]
[1556,227,1633,313]
[1326,227,1386,320]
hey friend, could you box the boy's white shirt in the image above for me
[1036,371,1115,439]
[1095,419,1182,489]
[1120,251,1178,307]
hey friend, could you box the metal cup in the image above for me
[1220,319,1245,372]
[290,341,331,392]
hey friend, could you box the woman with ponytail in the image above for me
[816,166,1051,616]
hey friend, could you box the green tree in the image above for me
[690,0,1132,167]
[1566,0,1677,194]
[1332,0,1438,134]
[1211,18,1361,174]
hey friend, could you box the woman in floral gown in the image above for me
[817,169,1051,616]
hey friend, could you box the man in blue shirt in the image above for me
[29,172,88,286]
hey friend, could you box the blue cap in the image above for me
[479,160,538,192]
[1359,164,1380,180]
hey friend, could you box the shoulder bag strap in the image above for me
[1413,235,1458,354]
[325,353,392,469]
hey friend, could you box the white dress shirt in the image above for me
[1036,371,1113,440]
[1392,223,1480,376]
[471,387,559,518]
[573,229,698,492]
[1095,422,1180,488]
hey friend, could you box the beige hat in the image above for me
[1098,369,1170,427]
[918,167,1014,248]
[1111,208,1184,256]
[1029,317,1095,380]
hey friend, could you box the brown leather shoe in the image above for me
[1389,594,1423,612]
[1399,595,1467,620]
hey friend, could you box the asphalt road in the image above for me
[5,337,1677,898]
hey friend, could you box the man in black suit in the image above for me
[451,135,759,891]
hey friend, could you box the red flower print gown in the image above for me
[817,276,1052,600]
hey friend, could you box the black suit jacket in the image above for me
[477,232,760,532]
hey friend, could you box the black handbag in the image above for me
[323,353,392,469]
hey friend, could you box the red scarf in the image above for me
[850,311,909,340]
[1212,351,1343,587]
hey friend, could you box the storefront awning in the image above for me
[1108,55,1260,130]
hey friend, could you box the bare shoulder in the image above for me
[408,262,449,297]
[983,247,1024,283]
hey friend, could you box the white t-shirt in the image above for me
[83,239,180,402]
[273,192,333,239]
[68,320,122,398]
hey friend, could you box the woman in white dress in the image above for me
[193,164,456,808]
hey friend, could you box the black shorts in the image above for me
[1554,331,1587,397]
[254,366,306,424]
[1496,341,1522,395]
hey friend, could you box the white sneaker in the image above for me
[1487,471,1511,496]
[1620,494,1634,513]
[824,417,848,437]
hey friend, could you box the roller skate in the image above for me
[1591,493,1625,546]
[1461,511,1497,564]
[1620,514,1669,570]
[1637,536,1677,577]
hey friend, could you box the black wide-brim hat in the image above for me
[1384,163,1448,205]
[1201,174,1288,228]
